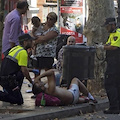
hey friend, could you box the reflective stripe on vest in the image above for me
[116,29,120,33]
[6,48,24,63]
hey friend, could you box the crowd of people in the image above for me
[0,0,96,106]
[0,0,120,115]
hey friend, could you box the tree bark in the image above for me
[83,0,115,94]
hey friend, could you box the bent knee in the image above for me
[71,77,79,84]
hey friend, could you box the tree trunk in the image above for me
[83,0,115,94]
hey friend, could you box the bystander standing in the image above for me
[97,17,120,114]
[2,1,29,57]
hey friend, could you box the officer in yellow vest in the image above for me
[97,18,120,114]
[0,34,34,105]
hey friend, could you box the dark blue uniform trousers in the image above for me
[0,71,24,105]
[105,56,120,110]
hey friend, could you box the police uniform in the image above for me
[105,28,120,111]
[0,45,28,105]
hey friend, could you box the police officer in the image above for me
[97,18,120,114]
[0,34,34,105]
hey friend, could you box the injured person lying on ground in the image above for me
[32,69,97,106]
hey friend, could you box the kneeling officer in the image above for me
[0,34,33,105]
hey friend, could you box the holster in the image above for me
[0,74,18,89]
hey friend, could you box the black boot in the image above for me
[103,108,120,114]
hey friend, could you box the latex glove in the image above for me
[32,69,40,75]
[96,44,104,50]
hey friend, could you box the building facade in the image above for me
[27,0,58,30]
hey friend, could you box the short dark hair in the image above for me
[16,1,29,9]
[102,17,116,27]
[32,83,44,95]
[31,16,41,24]
[19,40,24,46]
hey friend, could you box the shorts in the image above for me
[68,84,79,104]
[35,57,54,69]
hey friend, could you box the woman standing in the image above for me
[33,12,59,74]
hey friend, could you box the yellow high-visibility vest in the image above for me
[7,45,28,67]
[106,28,120,47]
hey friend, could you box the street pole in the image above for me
[117,0,120,27]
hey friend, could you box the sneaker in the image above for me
[103,109,120,114]
[89,99,98,105]
[26,89,32,93]
[90,98,98,103]
[31,95,37,99]
[28,83,33,87]
[81,96,89,103]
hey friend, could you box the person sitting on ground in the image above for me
[56,36,76,86]
[56,36,76,74]
[32,69,97,105]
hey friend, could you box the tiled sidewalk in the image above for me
[0,72,109,120]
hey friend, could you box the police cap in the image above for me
[102,17,116,26]
[19,34,34,42]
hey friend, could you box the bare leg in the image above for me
[70,78,88,96]
[70,78,97,103]
[78,97,86,104]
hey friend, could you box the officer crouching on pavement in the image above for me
[0,34,34,105]
[96,18,120,114]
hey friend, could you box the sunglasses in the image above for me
[47,17,54,21]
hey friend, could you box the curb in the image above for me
[2,99,109,120]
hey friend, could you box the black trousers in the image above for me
[105,74,120,110]
[0,71,24,105]
[105,55,120,110]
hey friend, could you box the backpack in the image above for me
[35,93,61,106]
